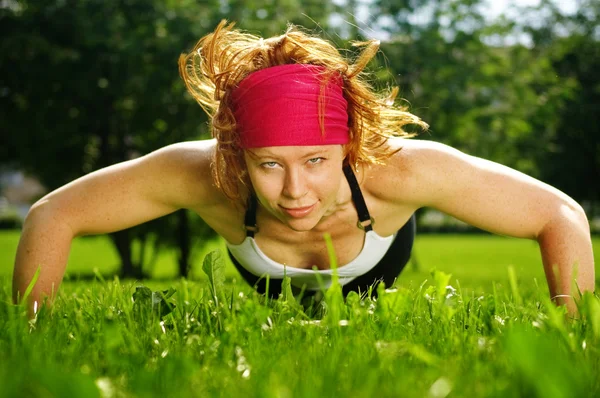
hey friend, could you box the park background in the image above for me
[1,0,598,285]
[1,1,600,397]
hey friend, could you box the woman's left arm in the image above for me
[395,139,595,314]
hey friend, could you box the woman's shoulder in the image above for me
[151,139,214,178]
[386,136,455,159]
[147,139,225,208]
[154,138,216,161]
[363,137,456,205]
[365,136,445,176]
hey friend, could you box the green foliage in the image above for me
[1,0,214,185]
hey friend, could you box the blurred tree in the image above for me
[0,0,223,277]
[519,0,600,215]
[369,0,573,178]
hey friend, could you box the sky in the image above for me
[332,0,580,43]
[485,0,577,21]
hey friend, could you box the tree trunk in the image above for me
[177,209,191,277]
[111,229,142,278]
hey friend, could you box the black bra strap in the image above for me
[343,164,374,232]
[244,194,258,237]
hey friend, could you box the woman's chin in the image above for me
[283,217,320,232]
[278,210,323,232]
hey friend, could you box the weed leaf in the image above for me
[202,250,225,304]
[132,286,177,320]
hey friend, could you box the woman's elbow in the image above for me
[538,200,590,240]
[24,198,77,238]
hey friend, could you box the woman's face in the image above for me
[244,145,346,231]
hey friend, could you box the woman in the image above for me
[13,21,594,314]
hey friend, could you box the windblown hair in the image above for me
[179,20,428,203]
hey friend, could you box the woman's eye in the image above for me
[261,161,278,168]
[307,157,324,165]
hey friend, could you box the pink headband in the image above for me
[231,64,349,148]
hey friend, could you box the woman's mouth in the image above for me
[279,203,316,218]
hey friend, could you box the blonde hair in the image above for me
[179,20,428,203]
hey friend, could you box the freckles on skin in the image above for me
[243,146,346,227]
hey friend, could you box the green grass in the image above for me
[1,230,599,397]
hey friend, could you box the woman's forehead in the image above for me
[246,145,344,159]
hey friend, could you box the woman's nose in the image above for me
[282,168,307,199]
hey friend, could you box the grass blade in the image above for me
[19,266,41,306]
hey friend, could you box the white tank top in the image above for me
[226,230,396,290]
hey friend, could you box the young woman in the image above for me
[13,21,594,314]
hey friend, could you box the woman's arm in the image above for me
[12,140,216,311]
[536,204,593,313]
[393,139,595,313]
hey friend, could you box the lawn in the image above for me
[1,230,599,397]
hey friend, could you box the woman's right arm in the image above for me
[12,140,217,310]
